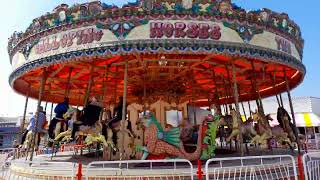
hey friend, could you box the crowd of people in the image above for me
[18,96,125,148]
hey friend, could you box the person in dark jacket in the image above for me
[48,97,69,140]
[107,96,126,127]
[70,97,102,139]
[105,96,127,147]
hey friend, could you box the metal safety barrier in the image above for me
[303,152,320,180]
[205,155,297,180]
[85,159,194,180]
[1,159,76,180]
[0,148,17,170]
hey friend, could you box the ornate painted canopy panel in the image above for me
[7,0,305,106]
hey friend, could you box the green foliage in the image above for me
[201,121,217,160]
[95,23,105,29]
[135,145,144,152]
[203,136,210,144]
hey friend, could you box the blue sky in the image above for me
[0,0,319,116]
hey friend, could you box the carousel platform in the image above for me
[4,147,300,180]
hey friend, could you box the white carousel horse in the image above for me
[251,110,273,146]
[23,129,47,157]
[271,125,295,149]
[23,131,39,150]
[79,122,116,151]
[226,109,257,142]
[251,109,294,148]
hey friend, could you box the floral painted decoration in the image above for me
[96,19,149,39]
[223,22,264,43]
[7,0,304,60]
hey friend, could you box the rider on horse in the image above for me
[20,106,47,148]
[48,97,69,141]
[70,97,103,141]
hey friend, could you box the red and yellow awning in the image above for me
[269,113,320,127]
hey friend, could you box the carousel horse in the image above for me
[73,122,117,151]
[277,107,298,143]
[23,131,41,152]
[23,111,48,151]
[250,110,295,149]
[251,109,273,146]
[270,125,295,149]
[53,107,80,142]
[54,107,116,151]
[103,107,142,159]
[136,112,212,161]
[226,109,257,142]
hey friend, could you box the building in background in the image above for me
[0,117,19,148]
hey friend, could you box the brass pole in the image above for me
[142,66,147,145]
[20,85,30,137]
[252,80,260,110]
[225,65,233,104]
[44,102,48,112]
[120,62,128,160]
[101,66,109,103]
[44,84,51,112]
[241,102,247,121]
[65,67,73,97]
[191,72,197,125]
[84,66,95,106]
[76,90,81,110]
[113,67,119,105]
[29,69,47,161]
[99,67,108,121]
[279,93,284,107]
[49,102,54,121]
[251,61,264,112]
[271,72,281,107]
[284,70,301,153]
[143,62,147,115]
[248,101,252,117]
[232,62,244,156]
[222,78,228,114]
[212,67,221,112]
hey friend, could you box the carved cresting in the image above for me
[182,0,193,9]
[141,0,155,11]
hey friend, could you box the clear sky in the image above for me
[0,0,319,117]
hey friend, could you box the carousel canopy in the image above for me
[7,0,305,106]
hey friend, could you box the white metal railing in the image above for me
[303,152,320,180]
[0,148,17,169]
[86,159,194,180]
[2,159,76,180]
[205,155,297,180]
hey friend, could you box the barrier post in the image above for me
[298,155,304,180]
[77,161,83,180]
[197,159,203,180]
[61,145,65,152]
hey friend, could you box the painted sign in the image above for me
[150,22,221,40]
[275,36,292,55]
[34,28,103,54]
[19,20,301,71]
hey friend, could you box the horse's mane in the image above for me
[277,107,291,129]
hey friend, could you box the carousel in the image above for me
[6,0,305,178]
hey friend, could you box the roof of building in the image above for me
[0,117,18,124]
